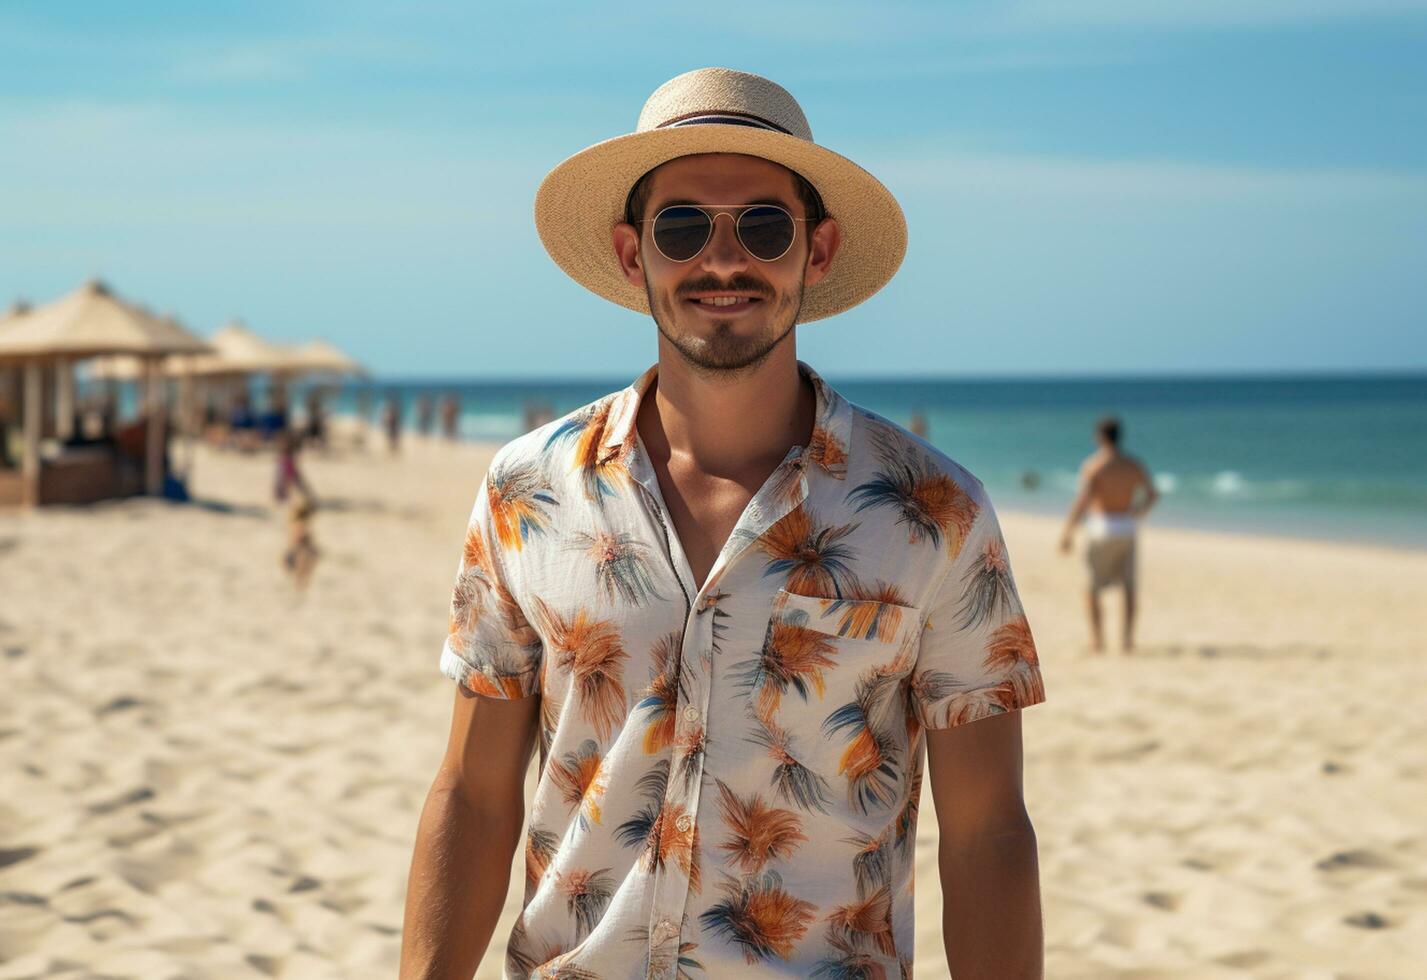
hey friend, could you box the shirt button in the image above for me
[653,917,676,942]
[683,705,699,722]
[675,814,693,833]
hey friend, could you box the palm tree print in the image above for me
[505,918,565,980]
[448,522,497,638]
[957,537,1018,630]
[844,831,891,898]
[571,529,664,607]
[758,506,859,596]
[846,432,978,554]
[453,645,537,700]
[713,778,807,873]
[674,723,706,794]
[732,617,839,723]
[892,779,920,859]
[613,760,700,892]
[905,668,959,729]
[531,597,629,740]
[438,364,1047,971]
[806,424,848,474]
[823,665,904,813]
[525,825,559,889]
[700,869,817,965]
[937,680,1022,728]
[537,962,602,980]
[634,632,684,754]
[538,688,563,763]
[825,884,896,958]
[824,580,910,641]
[628,922,705,979]
[556,867,615,941]
[984,615,1044,705]
[544,399,627,502]
[487,460,559,552]
[810,933,888,980]
[548,738,607,830]
[746,720,830,814]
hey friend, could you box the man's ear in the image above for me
[612,223,645,288]
[802,217,842,288]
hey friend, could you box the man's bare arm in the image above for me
[400,686,539,979]
[927,710,1044,979]
[1133,459,1158,518]
[1059,463,1095,552]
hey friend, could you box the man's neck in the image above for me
[636,344,816,477]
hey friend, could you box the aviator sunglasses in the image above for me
[637,204,814,263]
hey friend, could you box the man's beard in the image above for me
[647,273,802,375]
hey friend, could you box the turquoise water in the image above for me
[330,373,1427,549]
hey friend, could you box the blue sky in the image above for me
[2,1,1424,378]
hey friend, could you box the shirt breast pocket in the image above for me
[742,588,923,821]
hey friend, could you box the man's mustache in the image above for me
[675,275,775,300]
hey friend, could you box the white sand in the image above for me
[0,434,1422,978]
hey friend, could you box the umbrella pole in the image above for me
[180,372,196,479]
[145,358,164,496]
[22,360,42,507]
[54,357,75,441]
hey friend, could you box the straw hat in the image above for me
[534,67,906,323]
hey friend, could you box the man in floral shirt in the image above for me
[402,68,1046,979]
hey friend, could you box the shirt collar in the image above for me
[599,359,853,480]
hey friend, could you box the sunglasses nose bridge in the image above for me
[702,209,748,264]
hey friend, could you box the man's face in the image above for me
[616,154,829,375]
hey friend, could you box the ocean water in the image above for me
[331,373,1427,549]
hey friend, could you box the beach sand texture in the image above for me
[1,437,1423,978]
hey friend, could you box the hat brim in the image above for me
[533,125,907,323]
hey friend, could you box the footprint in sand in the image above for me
[1315,849,1392,873]
[0,846,40,869]
[1344,910,1392,929]
[87,786,156,816]
[245,954,283,976]
[1141,891,1181,912]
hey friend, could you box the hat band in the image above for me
[656,110,792,135]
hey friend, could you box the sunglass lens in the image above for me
[737,206,796,260]
[651,206,712,262]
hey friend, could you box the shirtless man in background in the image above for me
[1059,416,1158,653]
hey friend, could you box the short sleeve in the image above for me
[438,475,543,699]
[909,496,1046,730]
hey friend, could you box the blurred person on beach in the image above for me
[1058,416,1158,653]
[303,388,326,448]
[439,392,460,441]
[382,392,402,455]
[354,387,372,449]
[402,69,1046,979]
[274,428,319,594]
[416,392,435,437]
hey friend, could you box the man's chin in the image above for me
[659,316,779,370]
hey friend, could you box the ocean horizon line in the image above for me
[357,367,1427,386]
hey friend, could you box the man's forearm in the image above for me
[940,824,1044,979]
[400,782,523,979]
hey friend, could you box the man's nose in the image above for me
[698,212,749,274]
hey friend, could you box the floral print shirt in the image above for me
[440,360,1046,979]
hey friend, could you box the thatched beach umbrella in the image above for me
[185,319,297,377]
[291,339,366,379]
[0,280,210,503]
